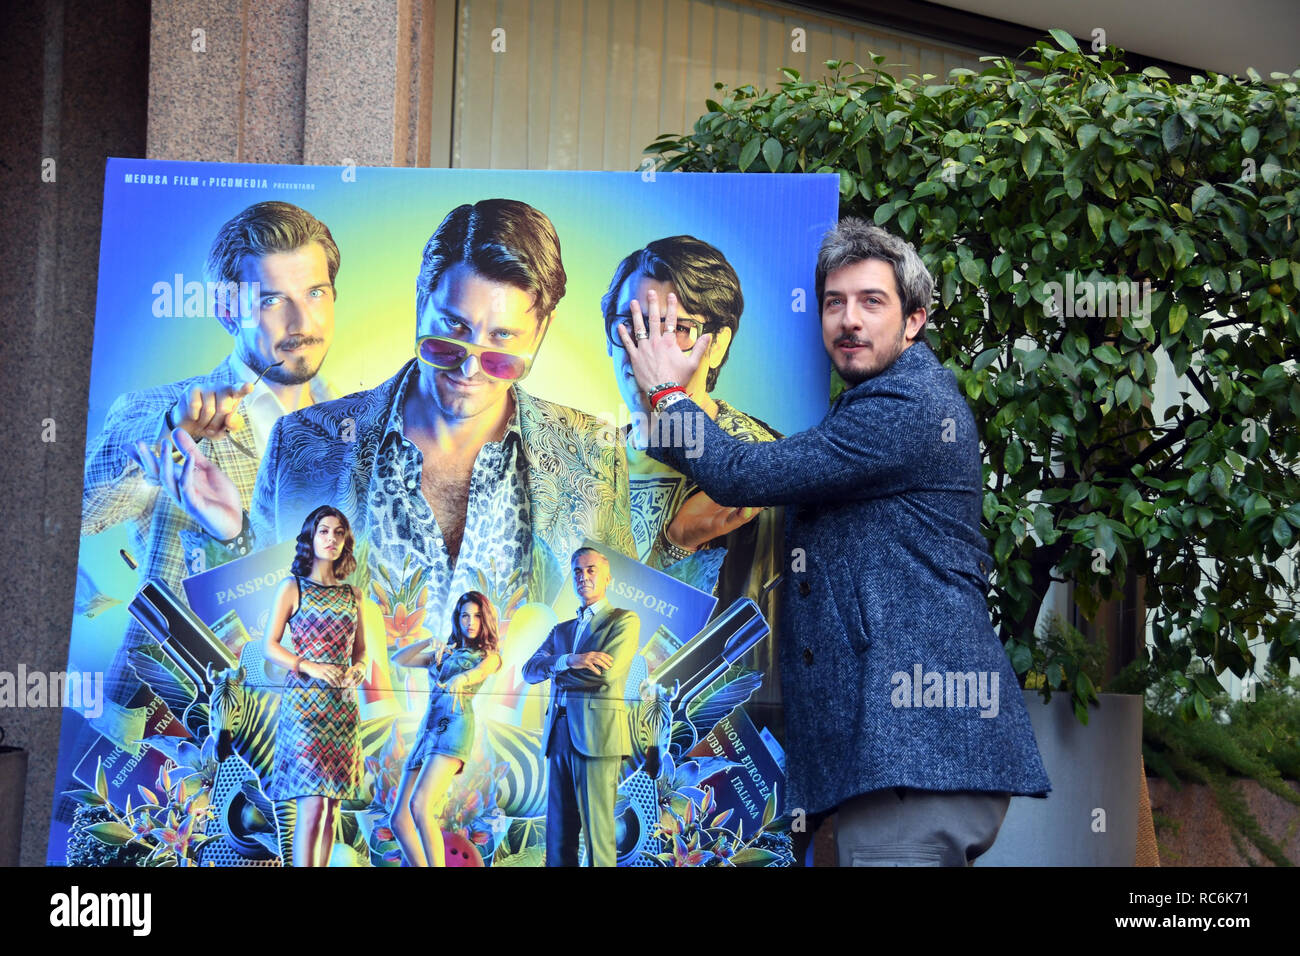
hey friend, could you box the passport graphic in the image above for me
[689,706,786,832]
[182,540,297,635]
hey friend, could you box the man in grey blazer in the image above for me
[523,547,639,866]
[617,219,1051,866]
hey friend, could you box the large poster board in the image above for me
[50,160,837,866]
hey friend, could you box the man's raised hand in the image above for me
[615,290,712,408]
[133,429,244,540]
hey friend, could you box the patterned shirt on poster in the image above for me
[365,363,532,636]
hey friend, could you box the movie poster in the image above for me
[50,160,837,866]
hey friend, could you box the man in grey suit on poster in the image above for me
[524,547,639,866]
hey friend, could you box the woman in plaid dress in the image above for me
[263,505,368,867]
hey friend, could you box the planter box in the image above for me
[978,691,1142,866]
[0,746,28,866]
[1147,777,1300,866]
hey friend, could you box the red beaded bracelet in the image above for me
[650,385,685,408]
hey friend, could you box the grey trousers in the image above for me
[833,788,1012,866]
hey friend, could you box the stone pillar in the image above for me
[146,0,452,168]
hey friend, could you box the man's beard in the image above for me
[242,339,324,385]
[835,325,905,386]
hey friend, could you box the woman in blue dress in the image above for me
[390,590,501,866]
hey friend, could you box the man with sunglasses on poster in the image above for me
[82,201,340,748]
[617,220,1050,867]
[176,198,641,656]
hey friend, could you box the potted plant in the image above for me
[646,34,1300,863]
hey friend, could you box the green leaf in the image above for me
[1162,114,1185,152]
[855,141,873,175]
[729,847,783,866]
[1033,506,1055,543]
[1087,204,1105,239]
[1273,516,1294,548]
[64,788,107,807]
[1094,343,1122,365]
[738,137,761,172]
[1241,125,1259,152]
[1004,441,1025,475]
[1020,348,1047,372]
[1077,124,1100,149]
[1048,28,1080,53]
[1184,439,1213,468]
[1190,183,1217,213]
[1210,462,1229,495]
[761,788,778,828]
[1193,691,1211,721]
[86,822,135,846]
[897,203,916,234]
[1168,303,1188,334]
[95,758,108,802]
[972,347,999,372]
[1022,140,1043,179]
[762,137,783,172]
[994,529,1014,563]
[1077,671,1097,702]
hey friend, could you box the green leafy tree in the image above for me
[647,34,1300,719]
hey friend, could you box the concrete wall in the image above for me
[0,0,150,868]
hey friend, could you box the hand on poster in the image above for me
[132,429,244,540]
[667,490,763,551]
[616,289,711,407]
[439,674,468,713]
[341,662,367,689]
[169,382,253,440]
[301,659,347,687]
[569,650,614,674]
